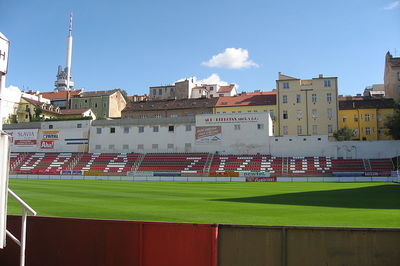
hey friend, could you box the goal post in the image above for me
[0,131,10,249]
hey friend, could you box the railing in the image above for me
[6,189,36,266]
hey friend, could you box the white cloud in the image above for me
[198,74,229,86]
[202,48,259,69]
[384,1,400,10]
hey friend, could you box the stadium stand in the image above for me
[72,153,140,174]
[209,154,283,173]
[11,152,79,175]
[137,153,209,173]
[9,152,395,176]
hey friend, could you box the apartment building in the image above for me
[338,98,395,140]
[384,51,400,100]
[276,73,339,137]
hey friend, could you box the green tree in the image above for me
[384,102,400,140]
[333,126,355,141]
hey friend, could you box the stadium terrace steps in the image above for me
[8,152,395,176]
[137,153,209,173]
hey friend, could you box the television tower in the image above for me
[54,13,75,92]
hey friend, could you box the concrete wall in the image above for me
[219,225,400,266]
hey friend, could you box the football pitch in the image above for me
[7,179,400,228]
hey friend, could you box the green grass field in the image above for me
[7,179,400,228]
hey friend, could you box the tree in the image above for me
[333,126,355,141]
[385,102,400,140]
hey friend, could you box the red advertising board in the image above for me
[40,140,54,149]
[14,140,37,145]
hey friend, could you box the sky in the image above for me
[1,0,399,96]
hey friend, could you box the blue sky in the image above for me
[1,0,399,96]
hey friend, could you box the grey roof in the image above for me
[92,116,195,127]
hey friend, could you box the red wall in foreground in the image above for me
[0,216,218,266]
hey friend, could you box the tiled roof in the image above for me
[217,85,235,93]
[22,97,61,115]
[216,94,276,107]
[39,90,82,100]
[241,91,277,96]
[77,89,119,98]
[339,98,395,110]
[60,108,91,115]
[123,97,218,112]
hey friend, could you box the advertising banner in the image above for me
[209,172,239,177]
[195,126,222,144]
[239,172,271,178]
[40,140,54,149]
[246,176,277,182]
[5,129,38,147]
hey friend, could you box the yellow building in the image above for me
[214,92,278,135]
[338,98,395,140]
[276,73,339,136]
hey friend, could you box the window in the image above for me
[152,144,158,150]
[282,95,288,103]
[296,110,303,119]
[153,126,159,132]
[283,110,288,119]
[170,114,178,118]
[123,127,129,133]
[96,128,102,134]
[168,125,174,132]
[210,86,214,91]
[137,144,144,150]
[186,125,192,131]
[95,145,101,150]
[324,80,331,87]
[312,125,318,135]
[234,124,241,130]
[297,125,302,135]
[95,103,98,108]
[84,99,87,103]
[398,72,400,81]
[138,126,144,133]
[365,114,370,121]
[296,94,301,103]
[327,108,333,119]
[110,128,115,133]
[311,94,317,103]
[153,89,157,96]
[366,127,371,135]
[377,114,382,121]
[74,104,78,108]
[77,123,82,128]
[283,126,288,135]
[312,109,318,119]
[139,114,147,119]
[159,88,162,95]
[103,103,107,108]
[167,144,174,149]
[354,128,359,136]
[123,144,129,150]
[342,116,347,122]
[354,115,359,122]
[328,125,333,133]
[283,82,289,89]
[326,93,332,102]
[378,128,383,135]
[185,143,191,152]
[49,125,53,129]
[257,124,264,130]
[219,94,224,97]
[155,114,161,118]
[25,114,28,119]
[109,144,115,150]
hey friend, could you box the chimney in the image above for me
[38,94,43,102]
